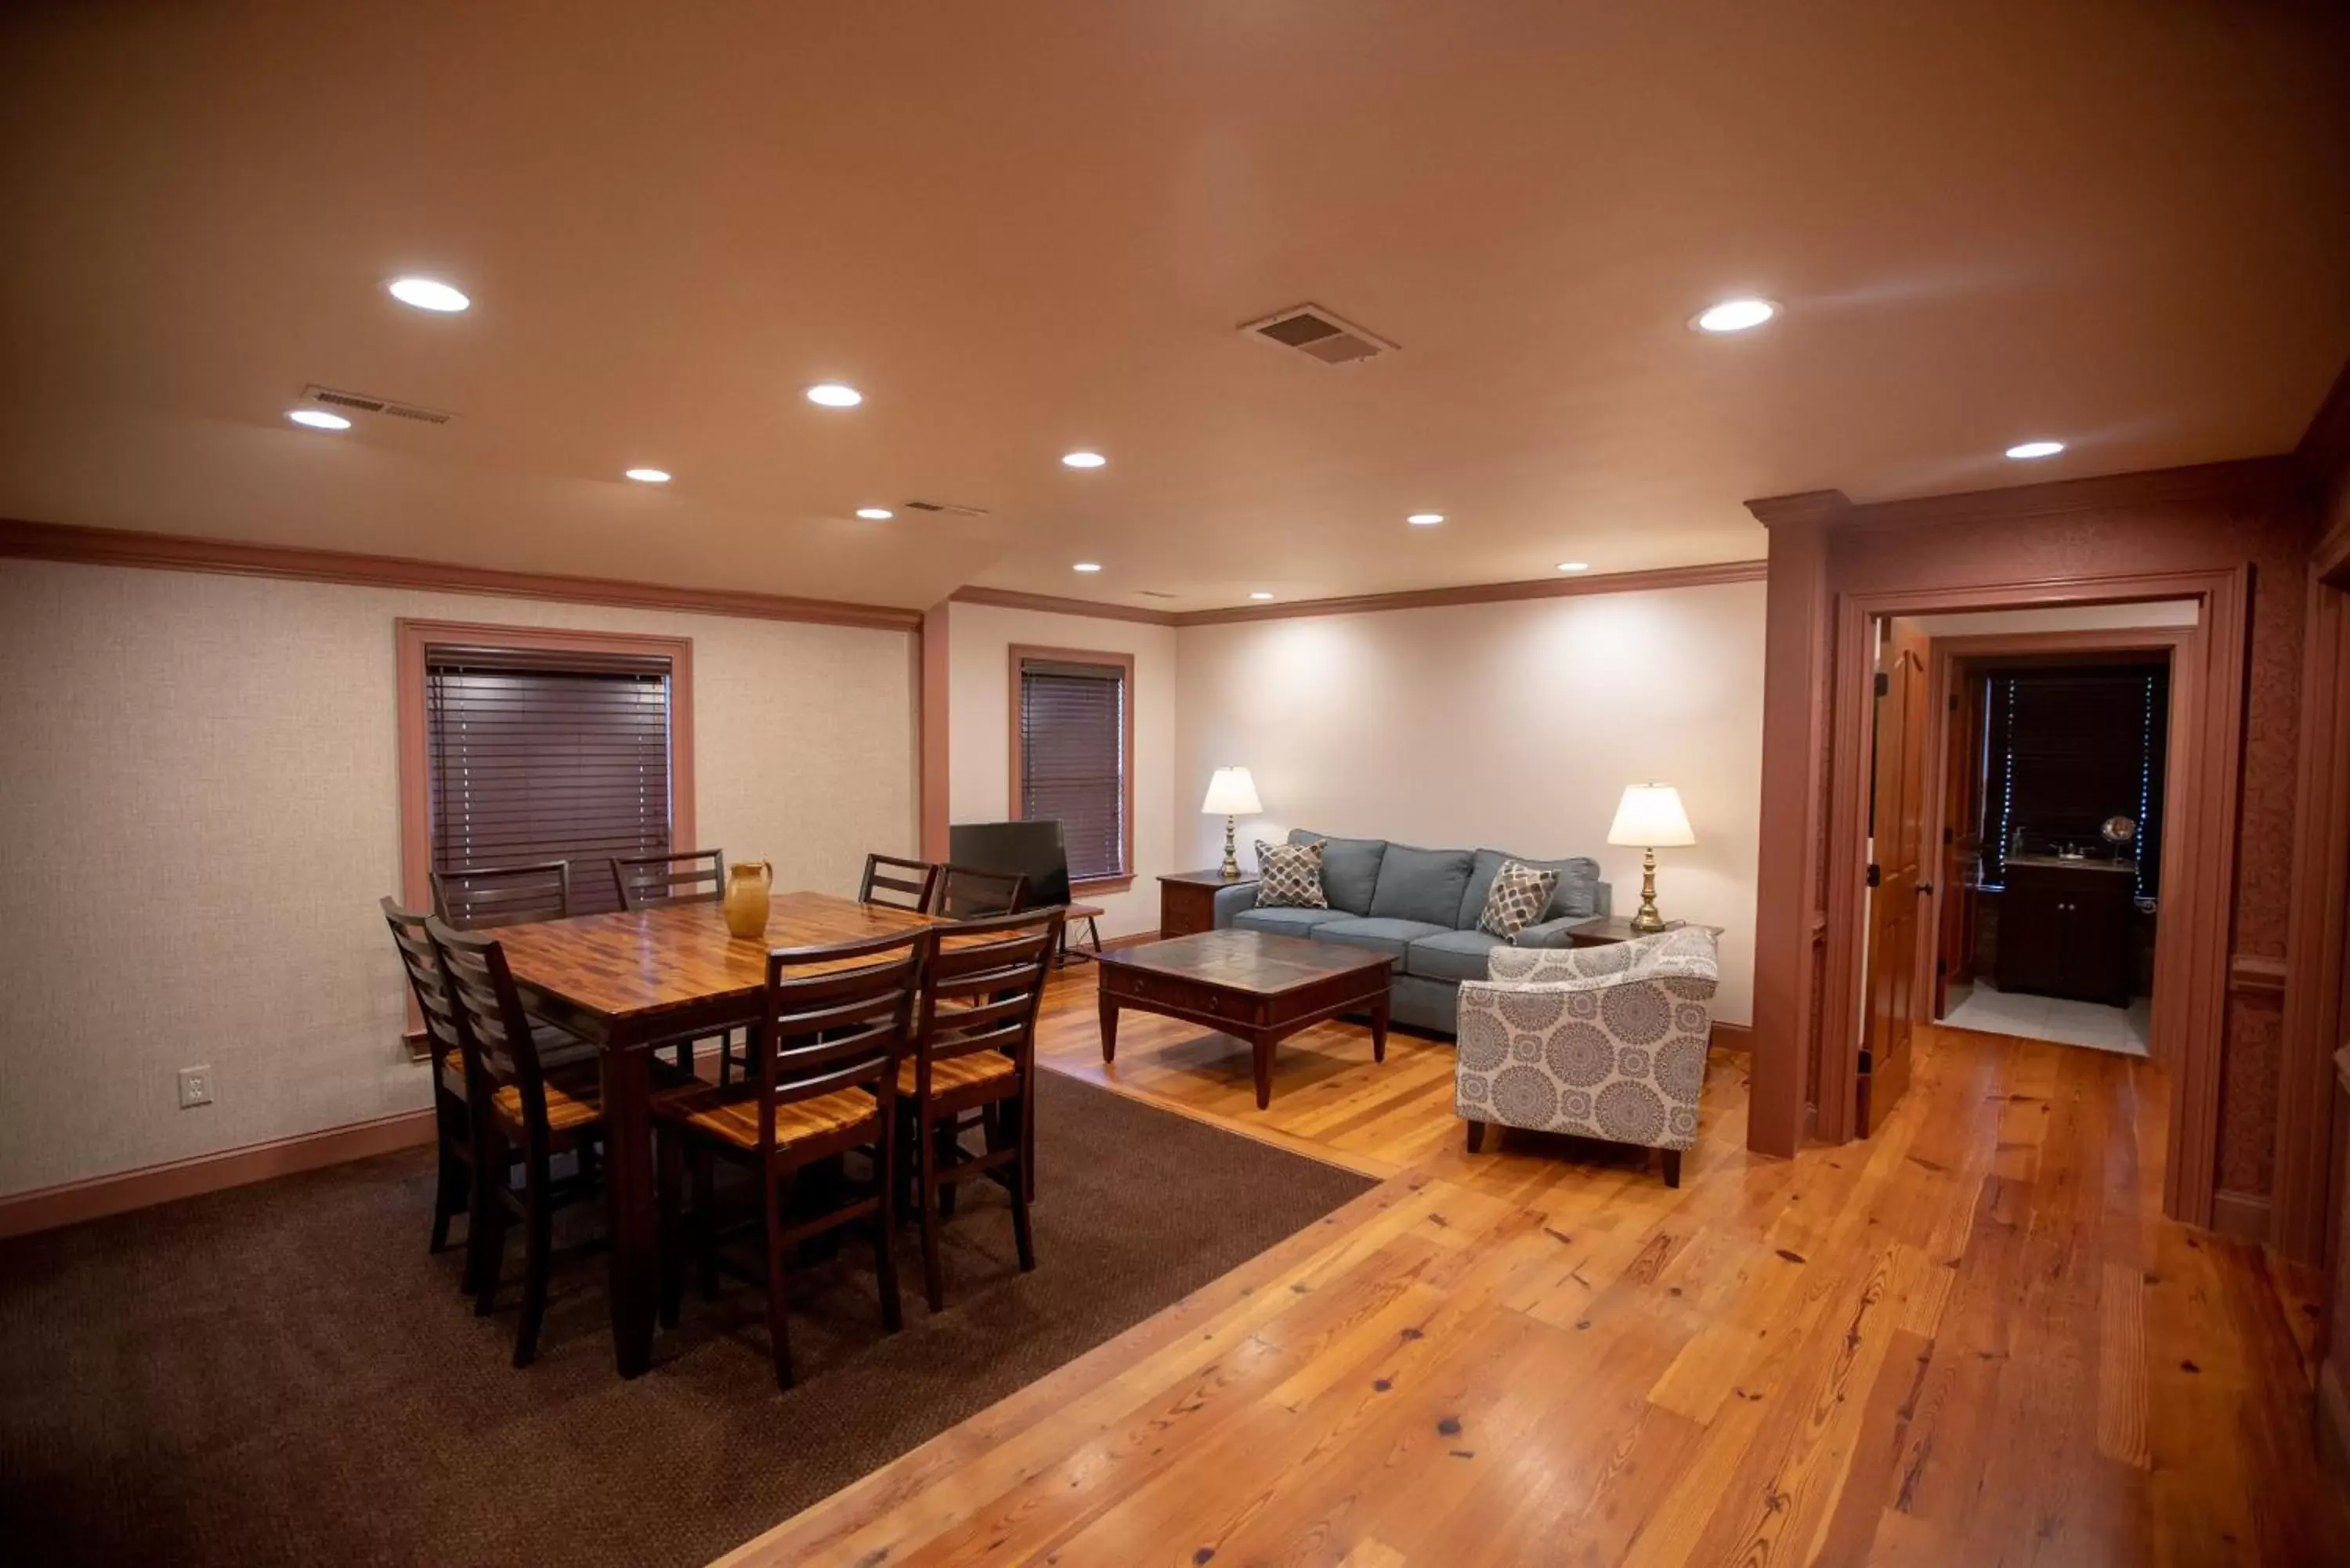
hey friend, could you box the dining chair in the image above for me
[652,928,927,1389]
[902,908,1061,1312]
[929,865,1028,920]
[859,852,941,914]
[612,847,726,911]
[426,916,686,1367]
[431,861,573,930]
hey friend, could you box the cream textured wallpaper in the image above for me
[0,559,915,1198]
[1173,582,1768,1024]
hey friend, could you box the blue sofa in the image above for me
[1212,829,1611,1035]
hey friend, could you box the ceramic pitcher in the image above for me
[722,859,772,939]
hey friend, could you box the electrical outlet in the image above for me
[178,1066,214,1109]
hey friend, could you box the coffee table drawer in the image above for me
[1117,973,1235,1019]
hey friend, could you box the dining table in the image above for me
[496,889,947,1378]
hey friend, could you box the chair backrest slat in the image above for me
[613,848,725,911]
[381,898,463,1058]
[427,916,562,1134]
[750,930,931,1145]
[431,861,572,930]
[930,865,1027,920]
[859,853,941,914]
[913,909,1060,1086]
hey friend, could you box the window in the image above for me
[396,621,696,922]
[1978,661,2167,898]
[1010,647,1133,887]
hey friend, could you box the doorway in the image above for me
[1855,607,2196,1135]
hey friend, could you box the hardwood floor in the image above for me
[720,968,2346,1566]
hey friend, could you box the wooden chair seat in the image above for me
[439,1025,595,1090]
[490,1063,606,1136]
[653,1081,880,1152]
[898,1052,1016,1097]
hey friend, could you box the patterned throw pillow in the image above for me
[1254,839,1329,909]
[1477,858,1560,938]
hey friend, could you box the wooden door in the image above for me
[1862,619,1930,1135]
[1935,668,1982,1016]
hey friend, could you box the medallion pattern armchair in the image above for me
[1454,927,1719,1186]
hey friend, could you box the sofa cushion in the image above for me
[1459,849,1602,926]
[1368,844,1476,927]
[1289,830,1387,916]
[1406,927,1506,983]
[1253,839,1329,909]
[1232,906,1355,938]
[1311,916,1451,966]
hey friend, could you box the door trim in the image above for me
[1819,570,2246,1230]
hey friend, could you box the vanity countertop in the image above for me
[2005,853,2137,874]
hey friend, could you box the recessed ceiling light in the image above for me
[387,277,470,313]
[1406,512,1445,526]
[1061,450,1108,469]
[805,383,863,407]
[624,468,671,484]
[286,409,350,431]
[1692,298,1777,334]
[2005,439,2065,460]
[1072,562,1103,573]
[1250,591,1274,601]
[1556,561,1590,573]
[855,507,893,520]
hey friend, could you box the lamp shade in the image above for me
[1607,784,1695,847]
[1200,766,1263,816]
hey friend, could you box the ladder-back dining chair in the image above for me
[612,847,726,911]
[859,852,941,914]
[431,861,573,930]
[929,865,1028,920]
[652,927,928,1389]
[902,907,1061,1311]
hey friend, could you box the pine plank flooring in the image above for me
[720,967,2347,1566]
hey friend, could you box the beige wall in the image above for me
[945,602,1177,940]
[1173,583,1768,1024]
[0,559,915,1198]
[1908,600,2200,636]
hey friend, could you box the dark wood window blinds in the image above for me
[1017,657,1127,883]
[426,644,674,916]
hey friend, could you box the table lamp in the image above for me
[1201,766,1264,880]
[1607,783,1696,934]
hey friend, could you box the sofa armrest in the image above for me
[1211,882,1259,928]
[1510,916,1585,949]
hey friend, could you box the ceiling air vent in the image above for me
[1238,303,1397,367]
[901,499,992,518]
[300,384,455,425]
[1136,590,1177,600]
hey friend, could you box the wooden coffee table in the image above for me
[1095,929,1393,1109]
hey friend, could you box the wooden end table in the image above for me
[1158,868,1256,938]
[1095,929,1392,1109]
[1564,916,1685,948]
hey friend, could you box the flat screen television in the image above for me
[947,819,1072,909]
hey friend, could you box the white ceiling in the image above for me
[2,1,2346,612]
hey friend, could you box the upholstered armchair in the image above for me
[1454,927,1720,1186]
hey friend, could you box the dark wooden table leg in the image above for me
[1251,1031,1274,1110]
[600,1043,658,1378]
[1369,989,1390,1064]
[1098,989,1119,1063]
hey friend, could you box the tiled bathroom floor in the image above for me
[1941,978,2151,1057]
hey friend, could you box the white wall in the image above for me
[0,559,915,1198]
[1173,583,1767,1024]
[945,601,1177,940]
[1907,599,2198,636]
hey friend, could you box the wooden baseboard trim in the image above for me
[0,1108,437,1241]
[2208,1187,2272,1244]
[1711,1021,1754,1053]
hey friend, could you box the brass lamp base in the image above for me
[1627,845,1667,933]
[1220,815,1242,880]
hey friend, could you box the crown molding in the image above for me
[948,585,1180,625]
[2298,357,2350,490]
[0,518,925,631]
[1171,558,1767,627]
[1838,457,2305,533]
[1744,490,1853,529]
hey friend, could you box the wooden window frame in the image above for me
[1007,644,1135,895]
[395,618,697,921]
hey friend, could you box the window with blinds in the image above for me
[425,645,674,916]
[1979,662,2167,898]
[1015,656,1128,883]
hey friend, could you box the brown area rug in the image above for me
[0,1071,1372,1567]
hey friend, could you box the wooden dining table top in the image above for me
[495,891,945,1022]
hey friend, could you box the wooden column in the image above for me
[1744,491,1849,1158]
[919,600,952,862]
